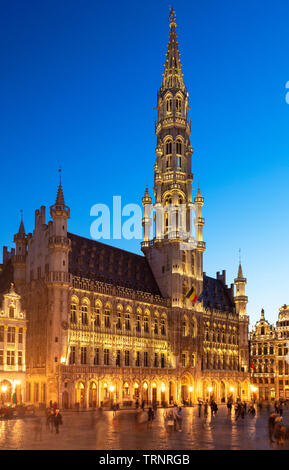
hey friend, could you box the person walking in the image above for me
[147,407,154,428]
[274,417,286,445]
[176,407,183,431]
[54,409,63,434]
[198,401,202,418]
[33,417,42,441]
[227,400,232,416]
[268,412,277,444]
[279,402,283,417]
[204,401,208,420]
[47,409,55,433]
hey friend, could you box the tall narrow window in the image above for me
[9,307,14,318]
[18,351,23,366]
[81,305,88,325]
[7,350,15,366]
[144,352,148,367]
[7,327,15,343]
[165,140,172,155]
[80,347,87,364]
[166,98,172,113]
[69,346,76,364]
[161,318,166,335]
[176,98,182,113]
[144,315,149,333]
[125,312,130,331]
[104,309,110,328]
[18,328,23,344]
[104,349,109,365]
[136,315,141,332]
[136,351,140,366]
[70,304,77,324]
[94,348,99,365]
[125,350,130,366]
[0,326,4,342]
[116,350,121,366]
[116,310,122,329]
[95,307,100,327]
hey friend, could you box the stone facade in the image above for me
[0,283,27,404]
[250,305,289,401]
[0,9,250,408]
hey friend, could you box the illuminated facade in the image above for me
[0,9,250,407]
[0,283,27,404]
[250,305,289,401]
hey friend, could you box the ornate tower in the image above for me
[142,8,205,307]
[234,263,248,319]
[13,216,27,289]
[47,176,71,401]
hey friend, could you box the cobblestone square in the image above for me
[0,405,287,450]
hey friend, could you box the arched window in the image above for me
[176,98,182,114]
[125,311,130,331]
[95,305,101,327]
[154,318,158,334]
[70,304,77,324]
[81,305,88,325]
[116,307,122,329]
[161,317,166,335]
[182,316,188,336]
[176,139,182,155]
[165,140,172,155]
[104,308,110,328]
[144,314,149,333]
[166,98,172,114]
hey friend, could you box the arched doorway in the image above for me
[62,391,69,409]
[221,381,226,402]
[133,382,140,401]
[169,381,175,404]
[75,381,85,408]
[89,382,97,408]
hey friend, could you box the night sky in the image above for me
[1,0,289,326]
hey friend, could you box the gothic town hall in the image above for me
[0,10,250,408]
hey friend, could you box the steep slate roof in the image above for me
[201,274,235,313]
[68,233,162,297]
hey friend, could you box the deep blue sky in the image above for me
[1,0,289,327]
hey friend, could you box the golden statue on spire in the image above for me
[169,6,176,24]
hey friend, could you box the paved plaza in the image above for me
[0,404,288,450]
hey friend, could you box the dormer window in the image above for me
[9,307,14,318]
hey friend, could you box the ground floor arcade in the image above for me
[26,367,251,408]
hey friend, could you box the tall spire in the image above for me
[55,168,65,206]
[162,7,185,91]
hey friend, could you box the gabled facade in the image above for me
[0,283,27,404]
[250,305,289,401]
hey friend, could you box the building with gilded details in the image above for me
[250,305,289,401]
[0,9,250,408]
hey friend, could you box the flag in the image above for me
[250,362,256,371]
[185,285,198,303]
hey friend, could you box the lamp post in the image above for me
[208,386,213,401]
[1,385,7,405]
